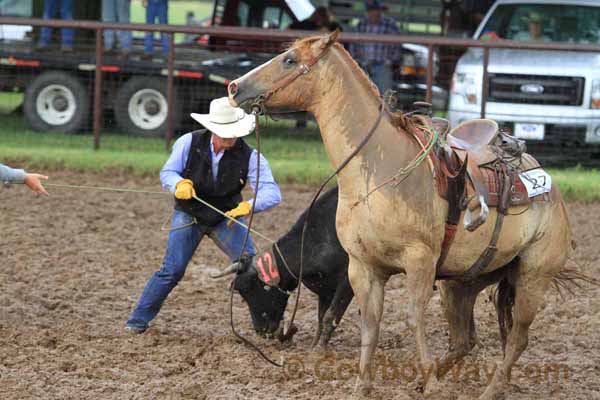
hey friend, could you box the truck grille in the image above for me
[498,122,587,146]
[488,74,584,106]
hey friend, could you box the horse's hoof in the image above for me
[478,373,508,400]
[477,386,507,400]
[423,376,444,398]
[353,377,373,398]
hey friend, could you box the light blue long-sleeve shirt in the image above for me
[0,163,26,184]
[160,132,282,213]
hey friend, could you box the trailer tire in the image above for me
[115,77,178,137]
[24,71,90,133]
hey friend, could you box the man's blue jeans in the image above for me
[144,0,169,55]
[369,61,394,95]
[102,0,132,51]
[126,210,255,330]
[39,0,74,47]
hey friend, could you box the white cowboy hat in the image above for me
[190,97,255,138]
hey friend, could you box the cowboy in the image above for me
[1,163,49,196]
[125,97,281,334]
[350,0,401,94]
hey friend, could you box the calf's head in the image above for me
[212,255,289,337]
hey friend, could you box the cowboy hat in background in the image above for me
[191,97,255,138]
[365,0,389,11]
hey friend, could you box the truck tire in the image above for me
[114,77,178,137]
[24,71,90,133]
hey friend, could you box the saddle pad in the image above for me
[466,166,550,211]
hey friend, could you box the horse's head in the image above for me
[228,30,340,113]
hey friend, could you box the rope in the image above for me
[350,122,440,208]
[284,99,388,349]
[45,183,168,195]
[41,153,288,368]
[43,182,276,240]
[227,113,284,368]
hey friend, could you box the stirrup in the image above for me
[464,195,489,232]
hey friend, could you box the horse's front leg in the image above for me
[404,249,441,397]
[348,255,387,396]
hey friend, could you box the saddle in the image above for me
[406,104,549,281]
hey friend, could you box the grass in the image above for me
[0,114,333,185]
[130,0,213,26]
[130,0,214,44]
[548,167,600,203]
[1,114,600,201]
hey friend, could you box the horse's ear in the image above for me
[317,29,340,50]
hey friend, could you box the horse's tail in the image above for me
[494,258,598,354]
[494,273,515,355]
[552,259,599,297]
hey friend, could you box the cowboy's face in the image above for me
[212,133,237,150]
[367,8,382,24]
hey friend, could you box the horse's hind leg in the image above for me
[479,255,563,400]
[438,263,516,377]
[437,279,485,377]
[348,256,387,395]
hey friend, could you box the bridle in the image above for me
[229,37,338,116]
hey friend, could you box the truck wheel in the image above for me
[115,77,178,137]
[24,71,89,133]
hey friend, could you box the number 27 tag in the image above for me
[255,251,280,287]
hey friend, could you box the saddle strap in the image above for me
[460,169,511,282]
[436,152,468,272]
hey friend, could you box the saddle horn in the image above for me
[210,261,241,279]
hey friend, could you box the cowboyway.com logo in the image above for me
[282,355,570,385]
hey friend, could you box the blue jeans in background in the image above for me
[39,0,74,47]
[369,61,394,95]
[126,210,256,330]
[102,0,132,51]
[144,0,169,56]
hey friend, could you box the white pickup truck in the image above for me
[448,0,600,163]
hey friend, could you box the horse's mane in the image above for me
[291,37,410,129]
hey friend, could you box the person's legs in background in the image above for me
[370,62,394,95]
[125,210,206,332]
[58,0,74,51]
[102,0,117,52]
[157,0,170,56]
[39,0,59,48]
[117,0,133,55]
[144,0,158,56]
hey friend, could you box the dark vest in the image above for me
[175,130,253,226]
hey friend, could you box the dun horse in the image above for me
[228,31,574,399]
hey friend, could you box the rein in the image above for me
[226,113,287,368]
[245,38,390,350]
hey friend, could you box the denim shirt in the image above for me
[0,163,26,184]
[160,133,282,213]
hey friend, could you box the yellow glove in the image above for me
[224,201,252,227]
[174,179,196,200]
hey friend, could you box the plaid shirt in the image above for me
[350,16,401,64]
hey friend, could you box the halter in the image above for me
[248,38,337,115]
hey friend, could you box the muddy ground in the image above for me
[0,171,598,400]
